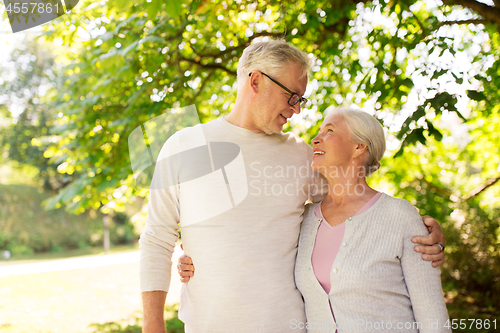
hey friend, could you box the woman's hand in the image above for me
[412,216,446,267]
[177,244,195,283]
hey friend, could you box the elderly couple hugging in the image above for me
[140,40,450,333]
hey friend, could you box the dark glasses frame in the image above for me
[249,71,308,108]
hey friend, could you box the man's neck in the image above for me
[225,107,263,133]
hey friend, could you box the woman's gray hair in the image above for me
[325,106,386,176]
[237,39,311,83]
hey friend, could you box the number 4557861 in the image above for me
[6,2,60,14]
[445,319,496,330]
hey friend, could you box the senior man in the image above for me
[140,40,446,333]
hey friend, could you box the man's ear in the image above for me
[249,72,261,93]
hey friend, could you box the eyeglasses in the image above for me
[249,72,308,108]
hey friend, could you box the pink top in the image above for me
[311,192,383,293]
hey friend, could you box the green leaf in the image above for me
[467,90,486,101]
[395,128,426,158]
[426,120,443,141]
[110,0,135,12]
[119,41,139,57]
[96,177,119,193]
[396,106,426,140]
[401,78,414,89]
[100,31,115,42]
[139,36,165,46]
[454,110,467,122]
[165,0,183,19]
[427,92,458,115]
[109,116,133,128]
[431,69,447,80]
[451,72,464,84]
[147,1,162,20]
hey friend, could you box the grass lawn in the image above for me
[1,251,497,332]
[1,244,140,266]
[0,261,141,332]
[0,246,184,333]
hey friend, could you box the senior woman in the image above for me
[294,107,449,332]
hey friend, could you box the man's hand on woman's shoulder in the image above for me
[412,216,446,267]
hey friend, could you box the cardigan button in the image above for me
[342,242,346,247]
[347,217,352,221]
[333,268,338,273]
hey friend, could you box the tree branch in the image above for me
[404,2,429,37]
[415,178,453,198]
[178,57,236,76]
[190,43,245,59]
[462,176,500,201]
[444,0,500,28]
[437,19,489,28]
[249,31,288,41]
[178,31,285,77]
[189,31,285,60]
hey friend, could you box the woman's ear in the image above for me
[353,143,368,158]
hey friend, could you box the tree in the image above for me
[0,36,67,191]
[35,0,499,211]
[16,0,499,320]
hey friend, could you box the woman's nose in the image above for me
[312,135,321,145]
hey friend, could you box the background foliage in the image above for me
[0,183,137,255]
[1,0,499,329]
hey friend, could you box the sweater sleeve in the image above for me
[399,199,451,332]
[139,133,181,293]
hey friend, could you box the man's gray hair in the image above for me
[237,39,312,83]
[326,106,386,176]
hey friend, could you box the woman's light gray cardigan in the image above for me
[294,194,450,333]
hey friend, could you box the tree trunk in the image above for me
[103,215,110,254]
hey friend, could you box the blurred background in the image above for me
[0,0,499,332]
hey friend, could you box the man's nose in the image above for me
[291,103,301,115]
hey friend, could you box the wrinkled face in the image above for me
[252,63,308,135]
[310,114,358,176]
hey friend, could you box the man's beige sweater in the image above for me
[139,117,325,332]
